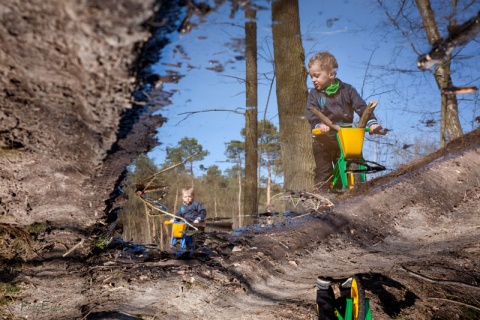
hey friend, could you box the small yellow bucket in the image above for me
[338,128,365,158]
[172,222,187,238]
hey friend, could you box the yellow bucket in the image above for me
[338,128,365,158]
[172,222,187,238]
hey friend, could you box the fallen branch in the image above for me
[63,238,85,257]
[267,235,289,249]
[285,189,334,214]
[400,265,480,290]
[427,297,480,312]
[291,211,317,220]
[137,196,198,231]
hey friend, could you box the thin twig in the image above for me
[267,235,289,249]
[292,211,316,220]
[313,175,332,191]
[137,196,198,230]
[400,266,480,290]
[62,239,85,257]
[81,310,92,320]
[427,297,480,312]
[177,108,245,124]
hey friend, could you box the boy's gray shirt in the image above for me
[176,200,206,222]
[306,79,377,130]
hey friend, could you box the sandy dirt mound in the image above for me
[0,1,479,320]
[0,0,161,229]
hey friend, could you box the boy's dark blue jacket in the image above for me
[306,79,377,130]
[176,200,206,222]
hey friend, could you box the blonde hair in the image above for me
[308,51,338,73]
[182,188,194,197]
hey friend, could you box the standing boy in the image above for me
[305,51,382,188]
[175,188,206,224]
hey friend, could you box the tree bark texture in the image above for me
[271,0,314,191]
[415,0,463,147]
[244,6,259,218]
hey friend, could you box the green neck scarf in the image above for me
[325,79,339,96]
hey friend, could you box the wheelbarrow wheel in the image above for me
[351,275,366,320]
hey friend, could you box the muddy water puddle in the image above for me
[119,210,304,251]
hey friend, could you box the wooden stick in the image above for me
[357,100,378,128]
[63,238,85,257]
[307,107,341,132]
[400,265,480,290]
[427,297,480,312]
[137,196,198,230]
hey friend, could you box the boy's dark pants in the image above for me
[312,135,340,186]
[316,286,336,320]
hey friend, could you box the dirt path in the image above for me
[69,130,480,319]
[11,130,478,319]
[1,1,479,320]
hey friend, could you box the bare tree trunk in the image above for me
[143,203,151,244]
[271,0,314,190]
[159,218,164,250]
[173,188,179,214]
[237,168,242,225]
[266,153,272,212]
[189,161,195,188]
[126,211,132,242]
[415,0,463,147]
[150,215,157,244]
[243,5,258,219]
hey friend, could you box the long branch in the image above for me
[400,265,480,290]
[307,107,341,132]
[426,297,480,312]
[137,196,198,230]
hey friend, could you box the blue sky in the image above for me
[149,0,479,175]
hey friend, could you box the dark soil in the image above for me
[1,1,479,319]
